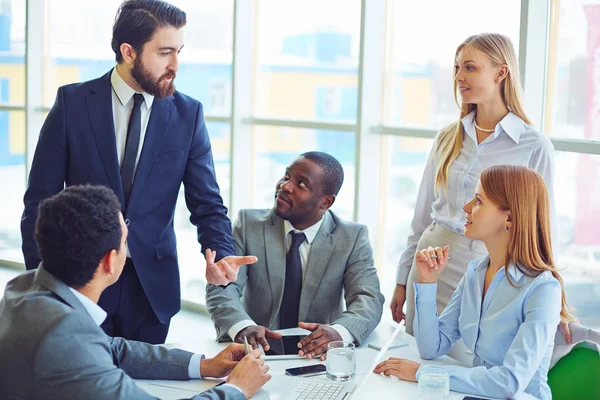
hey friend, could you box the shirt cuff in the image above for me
[414,282,438,307]
[189,353,205,379]
[222,383,245,395]
[228,319,257,342]
[331,324,356,344]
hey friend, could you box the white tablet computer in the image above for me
[262,335,306,360]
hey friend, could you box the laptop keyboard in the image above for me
[287,381,347,400]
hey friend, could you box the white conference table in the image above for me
[136,323,530,399]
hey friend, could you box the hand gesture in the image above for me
[415,246,449,284]
[205,248,258,286]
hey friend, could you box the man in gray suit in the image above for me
[207,152,384,360]
[0,185,270,399]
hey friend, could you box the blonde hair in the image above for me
[480,165,574,322]
[434,33,532,190]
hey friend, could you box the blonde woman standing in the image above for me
[391,33,559,336]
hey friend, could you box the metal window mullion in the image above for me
[230,0,256,216]
[521,0,551,129]
[244,117,356,132]
[355,0,387,268]
[25,0,44,178]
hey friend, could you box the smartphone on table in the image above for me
[285,364,327,377]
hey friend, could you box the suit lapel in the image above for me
[85,70,124,205]
[264,211,287,327]
[298,212,338,322]
[126,96,174,211]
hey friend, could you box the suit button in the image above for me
[125,219,130,226]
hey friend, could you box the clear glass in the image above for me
[545,0,600,141]
[175,122,231,304]
[251,126,355,219]
[379,136,433,314]
[254,0,361,121]
[418,365,450,400]
[0,110,25,263]
[0,1,26,261]
[0,0,26,107]
[385,0,521,129]
[326,341,355,382]
[554,151,600,330]
[43,0,234,114]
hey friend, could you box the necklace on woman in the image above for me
[474,120,495,133]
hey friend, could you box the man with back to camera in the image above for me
[20,0,254,344]
[1,185,270,399]
[206,152,384,359]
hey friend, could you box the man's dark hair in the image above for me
[300,151,344,196]
[112,0,187,63]
[34,185,123,288]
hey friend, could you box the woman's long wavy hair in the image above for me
[480,165,574,322]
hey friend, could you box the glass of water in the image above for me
[326,341,356,381]
[418,365,450,400]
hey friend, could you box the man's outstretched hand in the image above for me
[205,249,258,286]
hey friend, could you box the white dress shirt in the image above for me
[396,111,556,284]
[228,217,357,344]
[111,67,154,257]
[110,67,154,172]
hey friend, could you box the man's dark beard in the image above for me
[131,57,176,98]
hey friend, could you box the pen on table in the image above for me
[243,336,250,356]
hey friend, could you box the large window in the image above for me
[378,136,433,304]
[254,0,361,122]
[385,0,521,129]
[545,0,599,141]
[546,0,600,329]
[2,1,600,329]
[0,0,25,263]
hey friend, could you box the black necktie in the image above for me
[280,231,306,329]
[121,93,144,206]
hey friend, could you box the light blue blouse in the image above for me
[414,255,562,399]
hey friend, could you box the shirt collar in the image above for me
[110,67,154,110]
[461,110,525,144]
[284,217,325,245]
[68,287,107,326]
[474,255,524,282]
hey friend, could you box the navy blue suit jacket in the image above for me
[21,70,235,322]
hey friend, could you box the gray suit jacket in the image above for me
[0,266,244,400]
[206,209,384,344]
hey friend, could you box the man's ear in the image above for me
[320,195,336,210]
[120,43,137,66]
[103,249,118,277]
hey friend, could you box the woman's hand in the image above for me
[415,246,450,284]
[374,358,421,382]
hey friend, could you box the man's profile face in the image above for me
[131,25,184,98]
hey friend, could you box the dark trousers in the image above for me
[99,258,170,344]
